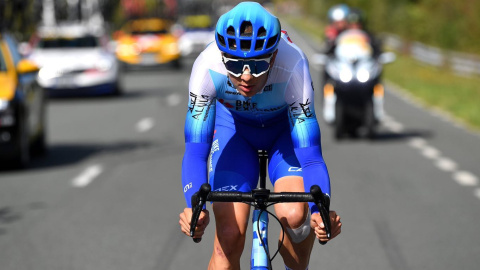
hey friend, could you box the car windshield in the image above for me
[131,30,168,35]
[38,35,98,49]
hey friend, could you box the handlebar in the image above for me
[189,183,331,245]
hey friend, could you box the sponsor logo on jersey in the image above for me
[183,182,193,193]
[189,93,213,121]
[209,139,220,172]
[263,84,273,92]
[236,100,257,111]
[289,98,314,123]
[214,185,238,192]
[218,98,234,108]
[288,167,303,172]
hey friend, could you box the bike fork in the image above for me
[251,209,271,270]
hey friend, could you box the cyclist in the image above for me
[179,2,342,269]
[324,4,350,53]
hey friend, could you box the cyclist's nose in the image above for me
[241,66,253,80]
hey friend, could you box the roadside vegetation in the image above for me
[280,13,480,132]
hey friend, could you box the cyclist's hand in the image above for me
[311,210,342,242]
[179,208,210,239]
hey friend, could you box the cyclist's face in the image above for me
[225,51,277,98]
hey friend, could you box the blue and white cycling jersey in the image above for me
[182,31,330,214]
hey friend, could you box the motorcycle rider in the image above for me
[346,8,382,58]
[323,4,350,54]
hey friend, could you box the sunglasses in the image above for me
[222,54,273,77]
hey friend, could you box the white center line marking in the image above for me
[72,165,103,187]
[421,146,441,159]
[136,118,155,132]
[385,121,404,133]
[435,157,458,172]
[453,171,479,187]
[409,137,427,149]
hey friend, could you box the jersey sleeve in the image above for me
[285,57,331,214]
[182,53,217,207]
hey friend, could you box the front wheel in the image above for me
[334,102,345,140]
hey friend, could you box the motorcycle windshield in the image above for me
[334,30,373,63]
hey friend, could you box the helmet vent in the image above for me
[254,39,265,51]
[240,21,253,37]
[228,38,236,50]
[217,33,226,47]
[266,34,279,49]
[227,26,235,36]
[258,27,267,37]
[240,40,251,51]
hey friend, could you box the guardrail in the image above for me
[382,33,480,77]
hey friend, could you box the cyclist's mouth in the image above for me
[239,84,255,92]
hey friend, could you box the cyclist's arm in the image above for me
[182,53,217,207]
[286,57,331,214]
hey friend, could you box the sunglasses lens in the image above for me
[249,60,270,75]
[224,60,244,76]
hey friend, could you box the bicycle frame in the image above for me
[251,208,270,269]
[190,150,331,270]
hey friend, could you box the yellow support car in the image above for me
[114,18,182,69]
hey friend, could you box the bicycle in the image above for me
[190,150,332,270]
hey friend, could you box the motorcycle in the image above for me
[313,29,395,139]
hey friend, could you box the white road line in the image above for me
[435,157,458,172]
[453,171,479,187]
[166,93,182,106]
[384,120,404,133]
[389,117,480,198]
[409,137,427,149]
[72,165,103,187]
[421,146,441,160]
[136,118,155,133]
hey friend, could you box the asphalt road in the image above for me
[0,25,479,270]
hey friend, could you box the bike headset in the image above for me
[327,4,350,23]
[215,1,281,77]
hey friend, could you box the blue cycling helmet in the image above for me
[327,4,350,23]
[215,1,281,58]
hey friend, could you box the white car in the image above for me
[178,28,215,57]
[27,24,121,96]
[175,15,216,57]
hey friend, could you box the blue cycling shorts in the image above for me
[209,105,303,193]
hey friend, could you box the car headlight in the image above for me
[339,69,353,83]
[0,99,15,127]
[167,43,180,54]
[96,58,114,72]
[0,99,8,111]
[38,67,60,80]
[117,44,141,56]
[356,69,370,83]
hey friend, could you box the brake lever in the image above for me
[189,183,211,243]
[310,185,331,245]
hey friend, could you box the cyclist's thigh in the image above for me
[268,129,303,185]
[209,124,259,193]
